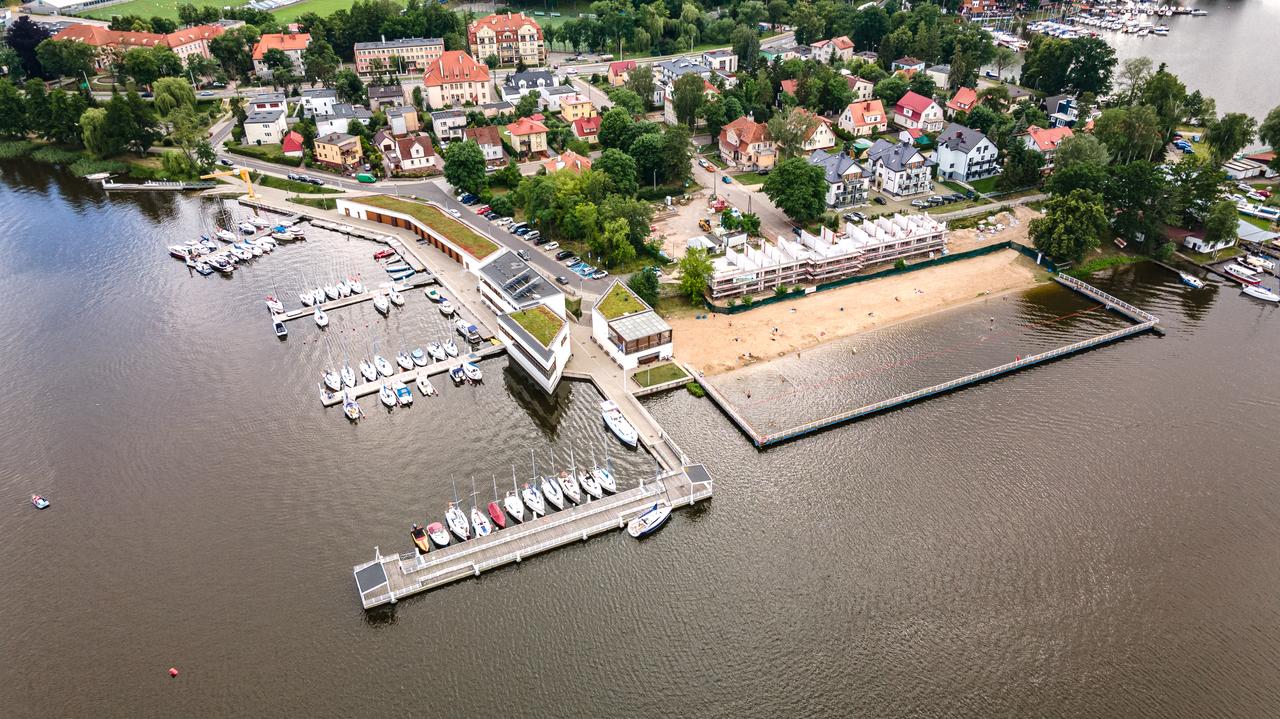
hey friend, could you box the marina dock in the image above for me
[353,464,713,609]
[319,344,505,406]
[273,275,436,323]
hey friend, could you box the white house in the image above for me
[300,88,336,118]
[247,92,286,114]
[429,109,467,141]
[591,280,673,370]
[315,103,372,136]
[500,69,557,102]
[809,149,869,207]
[866,139,935,197]
[477,251,571,393]
[892,91,945,133]
[702,48,738,74]
[243,109,287,146]
[934,123,999,182]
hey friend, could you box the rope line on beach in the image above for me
[743,304,1108,407]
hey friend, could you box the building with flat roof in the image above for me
[336,195,500,270]
[354,36,443,75]
[477,250,569,392]
[591,281,673,370]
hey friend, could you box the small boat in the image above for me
[229,246,252,261]
[521,482,545,516]
[387,268,416,281]
[590,465,617,493]
[384,262,411,273]
[410,524,431,555]
[374,355,394,377]
[443,339,459,358]
[557,470,582,505]
[462,362,482,382]
[387,287,405,306]
[300,290,315,307]
[1224,263,1262,285]
[454,319,473,337]
[274,320,288,338]
[541,475,565,511]
[341,390,362,421]
[449,366,466,385]
[373,248,396,260]
[322,368,342,393]
[1242,285,1280,302]
[313,287,326,304]
[209,256,233,274]
[247,244,264,257]
[169,245,195,259]
[216,229,237,242]
[416,374,437,396]
[324,285,341,301]
[487,500,507,530]
[193,262,213,276]
[393,380,413,406]
[427,521,450,547]
[341,364,356,388]
[372,293,390,315]
[1179,272,1205,289]
[271,230,295,242]
[427,342,446,361]
[411,347,428,366]
[359,359,378,383]
[445,503,470,541]
[348,277,365,294]
[255,237,276,251]
[337,280,351,298]
[470,506,492,538]
[1244,254,1276,273]
[439,300,456,316]
[424,287,442,302]
[31,494,49,509]
[238,221,256,234]
[396,351,414,371]
[264,295,284,314]
[504,476,526,523]
[379,382,397,408]
[601,400,638,447]
[314,307,329,328]
[627,503,672,539]
[578,468,603,500]
[250,217,271,229]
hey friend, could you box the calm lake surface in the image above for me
[3,161,1280,717]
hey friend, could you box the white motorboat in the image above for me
[250,217,271,229]
[627,503,672,539]
[590,465,617,493]
[540,475,565,511]
[470,506,492,538]
[439,300,455,316]
[396,351,414,371]
[426,342,446,361]
[273,319,287,338]
[424,287,442,302]
[264,295,285,314]
[387,287,405,306]
[237,221,256,234]
[411,347,428,366]
[314,306,329,328]
[341,364,356,388]
[1244,254,1276,272]
[337,280,351,298]
[578,468,603,500]
[379,382,397,408]
[416,374,437,396]
[445,503,470,541]
[256,237,276,251]
[1179,272,1205,289]
[427,522,450,547]
[557,470,582,505]
[247,244,264,257]
[600,400,638,447]
[374,355,394,377]
[372,292,390,315]
[322,368,342,393]
[341,390,362,421]
[216,229,237,243]
[359,359,378,383]
[462,362,482,382]
[442,339,459,358]
[521,483,546,516]
[393,380,413,406]
[1224,263,1262,285]
[454,319,472,337]
[271,230,295,242]
[1242,285,1280,302]
[230,246,252,261]
[324,285,341,301]
[348,277,365,294]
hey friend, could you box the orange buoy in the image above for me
[168,667,179,678]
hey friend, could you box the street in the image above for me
[690,161,797,241]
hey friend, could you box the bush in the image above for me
[894,259,907,270]
[70,158,129,177]
[685,381,706,398]
[0,140,36,159]
[774,284,787,296]
[30,146,84,165]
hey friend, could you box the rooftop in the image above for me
[252,32,310,60]
[245,109,284,124]
[507,305,565,348]
[478,250,563,308]
[354,196,499,259]
[596,280,648,320]
[610,310,671,343]
[354,36,443,51]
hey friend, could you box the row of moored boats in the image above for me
[170,217,303,276]
[1180,253,1280,302]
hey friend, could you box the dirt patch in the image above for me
[947,205,1042,253]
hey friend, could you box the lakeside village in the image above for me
[6,0,1280,596]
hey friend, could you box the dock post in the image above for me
[473,565,480,577]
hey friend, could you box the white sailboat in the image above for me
[411,347,428,366]
[322,368,342,393]
[396,351,414,370]
[469,478,492,538]
[359,358,378,383]
[505,468,527,523]
[521,481,546,517]
[590,450,617,494]
[534,451,564,511]
[314,306,329,328]
[387,286,405,306]
[575,450,602,500]
[341,390,362,421]
[372,292,390,315]
[446,478,470,541]
[264,295,284,314]
[374,353,394,377]
[379,382,396,408]
[443,339,459,358]
[427,341,446,361]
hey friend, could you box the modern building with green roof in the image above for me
[590,279,672,370]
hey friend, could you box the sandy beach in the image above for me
[671,248,1047,375]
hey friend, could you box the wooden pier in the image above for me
[274,276,436,323]
[700,274,1162,449]
[319,344,505,406]
[103,179,217,191]
[353,464,713,609]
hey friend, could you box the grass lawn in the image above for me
[967,176,1000,194]
[597,282,645,319]
[508,305,565,347]
[250,171,341,194]
[353,195,500,260]
[288,197,338,210]
[81,0,396,22]
[728,173,765,186]
[926,197,990,214]
[632,362,687,388]
[1183,246,1243,263]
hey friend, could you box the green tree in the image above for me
[1029,189,1106,261]
[1064,36,1116,95]
[35,39,96,80]
[1054,133,1111,171]
[739,212,761,236]
[23,78,49,131]
[334,68,365,105]
[1139,65,1186,140]
[599,106,633,149]
[169,105,205,158]
[672,73,706,129]
[626,66,655,110]
[443,139,487,196]
[488,194,515,217]
[593,217,637,268]
[153,77,196,116]
[46,89,88,145]
[762,157,826,223]
[1202,199,1238,249]
[1204,112,1256,165]
[210,26,259,77]
[992,46,1016,80]
[1260,105,1280,167]
[599,194,653,249]
[605,87,644,116]
[630,132,665,187]
[195,139,217,168]
[0,46,23,81]
[628,267,660,307]
[80,107,117,157]
[873,76,909,107]
[732,24,761,72]
[1092,105,1162,164]
[595,147,638,197]
[302,38,340,85]
[767,106,818,160]
[1104,160,1172,247]
[5,16,52,78]
[677,247,713,302]
[1047,161,1107,197]
[999,142,1045,190]
[1115,57,1153,105]
[1166,154,1225,224]
[660,124,693,184]
[0,79,28,137]
[513,90,540,118]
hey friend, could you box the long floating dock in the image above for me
[700,274,1162,449]
[353,464,713,609]
[319,344,505,406]
[274,276,435,323]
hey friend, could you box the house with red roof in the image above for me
[507,116,549,156]
[945,87,979,118]
[468,12,546,67]
[420,51,492,109]
[810,36,855,63]
[251,32,311,79]
[543,150,593,175]
[52,23,224,71]
[281,131,305,158]
[1022,125,1073,168]
[607,60,637,86]
[839,99,888,137]
[719,116,775,171]
[892,91,944,133]
[571,115,602,144]
[779,79,799,98]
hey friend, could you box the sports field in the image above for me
[80,0,399,23]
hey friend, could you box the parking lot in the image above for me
[453,190,612,284]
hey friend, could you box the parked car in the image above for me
[526,230,542,241]
[910,199,930,208]
[308,177,325,186]
[555,250,575,260]
[590,270,609,280]
[722,176,732,184]
[287,173,300,181]
[556,275,570,285]
[218,158,233,167]
[946,193,964,201]
[475,205,491,214]
[756,169,769,176]
[533,235,548,245]
[543,241,560,251]
[459,193,477,204]
[516,249,530,260]
[873,196,887,205]
[447,208,462,217]
[483,211,499,220]
[843,211,865,222]
[563,256,579,266]
[199,90,214,97]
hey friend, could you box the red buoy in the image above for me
[168,667,179,678]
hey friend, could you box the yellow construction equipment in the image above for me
[200,166,256,199]
[698,217,713,233]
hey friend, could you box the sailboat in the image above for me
[379,382,396,408]
[590,450,617,493]
[387,286,405,307]
[322,368,342,393]
[487,475,508,530]
[314,306,329,328]
[341,361,356,389]
[505,467,527,523]
[337,279,351,298]
[411,347,428,366]
[575,449,602,500]
[446,478,470,541]
[396,351,414,371]
[469,478,492,538]
[373,292,390,315]
[348,275,365,294]
[264,295,284,314]
[627,503,672,539]
[462,363,482,382]
[374,350,394,377]
[442,339,459,358]
[535,452,564,511]
[427,341,446,361]
[359,358,378,383]
[324,284,341,301]
[341,390,362,421]
[557,469,582,506]
[521,481,546,517]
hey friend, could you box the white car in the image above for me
[447,208,462,217]
[543,241,560,251]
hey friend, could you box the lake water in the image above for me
[3,161,1280,716]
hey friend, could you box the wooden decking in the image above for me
[353,464,713,609]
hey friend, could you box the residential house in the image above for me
[1022,125,1073,168]
[281,130,304,158]
[608,60,637,86]
[866,139,935,197]
[51,23,225,71]
[795,108,836,153]
[945,87,978,118]
[571,115,602,144]
[299,88,336,118]
[500,70,556,102]
[1000,83,1036,105]
[925,64,951,89]
[373,129,438,175]
[468,12,547,67]
[354,36,443,76]
[1041,94,1079,128]
[429,109,467,141]
[810,36,855,63]
[809,149,869,207]
[719,116,776,172]
[366,84,406,111]
[420,51,492,109]
[854,51,879,63]
[702,49,738,73]
[251,32,310,78]
[507,116,549,156]
[386,106,420,135]
[465,125,507,168]
[891,56,926,74]
[839,99,888,136]
[315,104,372,136]
[480,100,514,119]
[313,133,363,171]
[247,92,286,114]
[845,75,874,101]
[779,79,799,98]
[961,0,1001,13]
[653,57,712,106]
[243,109,287,146]
[537,85,578,113]
[892,91,945,133]
[559,94,596,122]
[591,280,673,370]
[934,123,999,182]
[761,45,811,63]
[543,150,593,174]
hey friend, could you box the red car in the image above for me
[475,205,491,214]
[373,248,395,259]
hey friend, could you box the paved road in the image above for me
[935,193,1047,221]
[690,161,796,241]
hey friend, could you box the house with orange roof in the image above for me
[607,60,637,86]
[543,150,593,174]
[52,23,224,71]
[507,116,549,156]
[794,108,836,153]
[780,79,799,98]
[252,32,311,78]
[838,99,888,137]
[1022,125,1073,168]
[945,87,979,118]
[419,51,493,109]
[468,12,547,67]
[810,36,855,63]
[719,115,775,171]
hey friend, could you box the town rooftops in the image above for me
[937,123,989,153]
[572,115,601,136]
[422,51,490,87]
[468,11,545,42]
[721,115,769,147]
[250,92,286,104]
[353,36,443,51]
[252,32,310,60]
[478,249,562,310]
[465,125,502,145]
[845,99,886,127]
[947,86,978,112]
[504,70,556,89]
[780,79,798,96]
[894,90,937,115]
[543,150,593,174]
[1024,124,1073,152]
[315,132,358,146]
[507,116,549,136]
[325,103,373,121]
[430,109,466,120]
[385,105,416,118]
[245,109,284,124]
[610,310,671,343]
[656,56,710,79]
[301,87,336,99]
[808,149,868,183]
[894,56,924,67]
[53,23,225,49]
[868,138,936,171]
[367,85,404,100]
[481,101,514,113]
[609,60,638,74]
[281,131,304,154]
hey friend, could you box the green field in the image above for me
[80,0,400,23]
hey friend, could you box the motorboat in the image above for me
[300,290,315,307]
[454,319,473,337]
[274,320,288,339]
[487,500,507,530]
[410,524,431,555]
[427,521,450,548]
[271,230,295,242]
[237,221,256,234]
[439,300,456,316]
[229,246,252,261]
[247,244,264,257]
[1179,272,1205,289]
[416,374,437,396]
[424,287,442,302]
[387,287,405,306]
[540,475,565,511]
[322,368,342,393]
[348,277,365,294]
[193,262,213,276]
[341,390,362,421]
[372,293,390,315]
[264,295,284,314]
[1224,263,1263,285]
[627,503,672,539]
[379,382,397,408]
[601,400,638,447]
[521,483,545,516]
[449,366,466,385]
[590,465,617,493]
[427,342,446,361]
[255,237,276,251]
[31,494,49,509]
[216,229,237,242]
[250,217,271,229]
[443,339,459,358]
[1242,285,1280,302]
[374,248,396,260]
[445,504,470,542]
[387,268,415,281]
[324,285,341,301]
[393,380,413,406]
[557,470,582,505]
[359,359,378,383]
[396,351,414,371]
[1244,254,1276,273]
[209,256,233,274]
[578,469,603,500]
[374,355,394,377]
[169,245,195,260]
[462,363,482,382]
[314,306,329,328]
[337,280,351,298]
[341,364,356,388]
[411,347,428,366]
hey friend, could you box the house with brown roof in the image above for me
[52,23,224,71]
[468,12,546,67]
[846,75,874,101]
[719,116,775,172]
[891,56,926,73]
[419,51,492,109]
[543,150,593,175]
[313,133,363,171]
[1022,125,1073,168]
[251,32,311,78]
[945,87,979,118]
[465,125,507,168]
[794,108,837,153]
[839,99,887,137]
[507,116,549,156]
[373,129,438,175]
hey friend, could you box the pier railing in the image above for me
[1053,274,1159,323]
